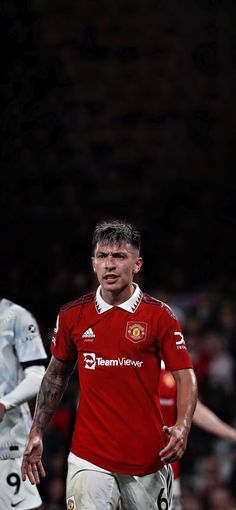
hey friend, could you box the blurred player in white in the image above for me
[0,297,47,509]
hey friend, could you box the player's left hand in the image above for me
[0,402,6,422]
[159,424,188,463]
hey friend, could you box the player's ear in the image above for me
[134,257,143,274]
[91,257,96,272]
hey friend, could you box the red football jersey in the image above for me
[51,284,193,475]
[160,368,179,479]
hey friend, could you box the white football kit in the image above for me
[0,298,47,509]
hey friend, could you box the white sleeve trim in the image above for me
[0,365,45,411]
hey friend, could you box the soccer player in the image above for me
[160,365,236,510]
[21,220,198,510]
[0,297,47,509]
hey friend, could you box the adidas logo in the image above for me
[82,328,96,339]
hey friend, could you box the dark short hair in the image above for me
[92,220,141,252]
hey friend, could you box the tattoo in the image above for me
[32,356,76,434]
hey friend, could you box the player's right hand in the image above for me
[159,424,188,463]
[21,432,46,485]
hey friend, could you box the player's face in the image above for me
[92,242,143,303]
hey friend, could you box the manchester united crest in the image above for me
[126,322,148,343]
[67,496,76,510]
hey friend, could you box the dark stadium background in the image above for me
[1,1,236,508]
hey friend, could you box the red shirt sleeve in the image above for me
[51,308,77,361]
[157,306,193,371]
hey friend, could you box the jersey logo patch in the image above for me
[28,324,36,333]
[83,352,96,369]
[67,496,76,510]
[125,322,147,343]
[83,352,144,369]
[82,328,95,340]
[174,332,186,350]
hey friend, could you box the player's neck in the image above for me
[100,283,135,306]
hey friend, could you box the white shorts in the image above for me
[171,479,182,510]
[66,453,173,510]
[0,457,42,510]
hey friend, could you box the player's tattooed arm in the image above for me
[22,356,76,485]
[32,355,76,435]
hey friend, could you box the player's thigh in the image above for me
[0,456,42,510]
[171,479,182,510]
[118,464,173,510]
[66,463,120,510]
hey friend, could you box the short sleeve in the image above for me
[51,308,77,361]
[157,305,193,371]
[14,306,47,363]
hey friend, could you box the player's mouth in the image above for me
[103,274,119,284]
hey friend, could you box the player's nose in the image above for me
[105,255,116,269]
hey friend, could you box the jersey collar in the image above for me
[95,283,142,314]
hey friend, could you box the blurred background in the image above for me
[1,0,236,508]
